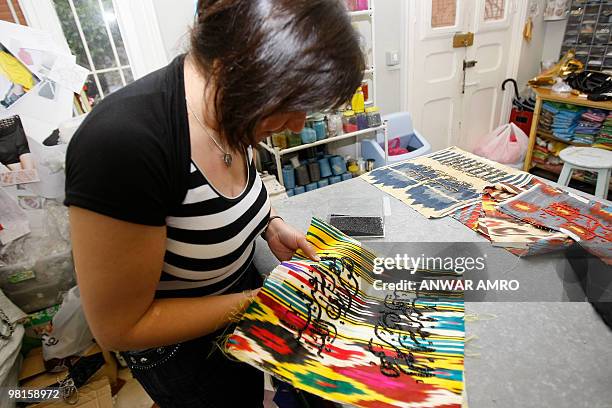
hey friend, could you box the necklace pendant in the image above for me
[223,153,233,167]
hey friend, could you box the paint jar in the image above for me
[318,157,332,178]
[300,127,317,144]
[351,87,365,113]
[318,178,329,188]
[329,175,342,184]
[341,173,353,181]
[294,186,305,195]
[342,110,358,134]
[356,112,368,130]
[307,161,321,182]
[330,155,347,176]
[311,113,327,140]
[326,112,344,138]
[295,165,310,186]
[272,132,287,149]
[282,165,295,189]
[286,188,295,197]
[287,132,302,147]
[366,106,382,128]
[306,182,318,192]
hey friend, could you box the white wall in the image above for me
[373,0,403,115]
[151,0,194,61]
[516,1,547,91]
[149,0,403,115]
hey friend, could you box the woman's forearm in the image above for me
[105,290,256,351]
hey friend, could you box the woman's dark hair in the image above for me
[191,0,365,151]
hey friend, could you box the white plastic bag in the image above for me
[42,286,94,361]
[473,123,529,166]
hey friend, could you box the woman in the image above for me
[65,0,364,406]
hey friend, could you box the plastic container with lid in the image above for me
[326,112,344,138]
[310,113,327,140]
[300,127,317,144]
[272,132,288,149]
[287,132,302,147]
[356,111,368,130]
[342,110,359,133]
[366,106,382,128]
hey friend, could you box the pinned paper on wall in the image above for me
[0,115,39,187]
[226,218,465,408]
[48,54,89,94]
[0,42,40,110]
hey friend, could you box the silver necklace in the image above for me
[185,98,233,167]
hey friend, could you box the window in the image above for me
[484,0,505,21]
[52,0,134,105]
[431,0,457,28]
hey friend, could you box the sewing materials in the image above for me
[295,165,310,186]
[329,175,341,184]
[342,110,358,133]
[356,111,368,130]
[282,165,296,189]
[308,161,321,182]
[300,127,317,144]
[286,189,294,197]
[318,178,329,188]
[341,173,352,181]
[306,182,318,192]
[311,113,327,140]
[361,81,369,101]
[326,112,344,138]
[362,147,534,218]
[226,218,464,408]
[366,106,382,128]
[287,132,302,147]
[272,132,288,149]
[318,157,332,178]
[330,155,346,176]
[294,186,305,195]
[499,183,612,264]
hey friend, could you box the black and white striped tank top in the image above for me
[157,147,270,298]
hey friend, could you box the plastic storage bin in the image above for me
[0,250,75,313]
[361,112,431,169]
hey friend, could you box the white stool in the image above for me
[558,147,612,199]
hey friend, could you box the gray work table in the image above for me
[253,177,612,408]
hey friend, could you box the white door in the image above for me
[405,0,518,152]
[405,0,467,152]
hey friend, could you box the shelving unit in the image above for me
[259,124,388,187]
[260,0,382,189]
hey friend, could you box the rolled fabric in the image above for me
[308,161,321,182]
[282,165,296,189]
[330,155,347,176]
[318,157,332,178]
[306,182,318,192]
[329,175,342,184]
[295,165,311,186]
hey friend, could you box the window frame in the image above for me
[18,0,168,89]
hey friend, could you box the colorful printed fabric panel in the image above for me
[362,147,533,218]
[226,218,465,408]
[499,184,612,264]
[477,183,573,256]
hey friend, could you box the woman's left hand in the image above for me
[264,218,320,262]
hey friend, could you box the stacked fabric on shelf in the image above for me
[595,111,612,149]
[574,109,607,145]
[542,102,585,142]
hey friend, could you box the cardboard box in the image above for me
[31,377,112,408]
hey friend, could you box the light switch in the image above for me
[386,50,400,66]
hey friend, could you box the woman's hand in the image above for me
[264,218,320,262]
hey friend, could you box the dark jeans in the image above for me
[121,264,264,408]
